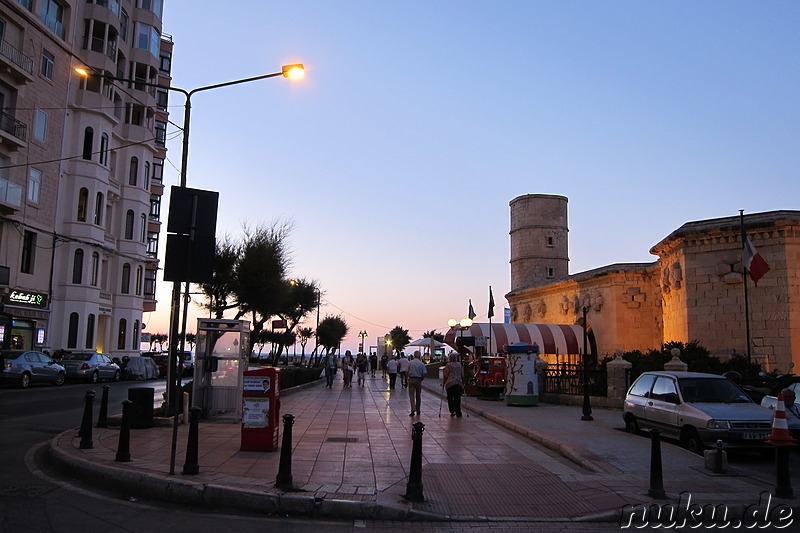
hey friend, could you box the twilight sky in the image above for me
[142,1,800,354]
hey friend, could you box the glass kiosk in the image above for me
[193,318,250,418]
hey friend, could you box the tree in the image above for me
[199,236,239,319]
[422,330,444,342]
[149,333,168,351]
[388,325,410,356]
[316,315,349,362]
[269,278,320,364]
[297,327,314,364]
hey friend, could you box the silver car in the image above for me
[1,350,66,388]
[623,371,773,454]
[60,351,121,383]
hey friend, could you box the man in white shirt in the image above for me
[398,354,409,389]
[407,352,427,416]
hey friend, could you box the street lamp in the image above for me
[358,330,368,354]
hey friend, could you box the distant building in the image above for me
[506,194,800,373]
[0,1,169,356]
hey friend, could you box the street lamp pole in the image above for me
[358,330,368,354]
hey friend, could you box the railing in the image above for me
[0,39,34,74]
[0,112,27,142]
[543,363,607,396]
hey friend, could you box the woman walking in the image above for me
[443,352,464,417]
[342,350,355,387]
[356,352,369,386]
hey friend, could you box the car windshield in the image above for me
[678,377,752,403]
[62,353,92,361]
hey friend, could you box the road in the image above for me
[0,378,790,532]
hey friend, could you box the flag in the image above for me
[488,286,495,319]
[743,237,770,286]
[468,300,476,320]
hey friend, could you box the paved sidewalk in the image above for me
[48,372,800,523]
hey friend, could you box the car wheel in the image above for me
[89,371,99,384]
[54,371,66,387]
[624,414,640,435]
[19,372,31,389]
[681,428,704,455]
[113,370,120,382]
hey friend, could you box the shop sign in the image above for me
[7,290,48,309]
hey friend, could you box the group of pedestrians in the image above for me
[323,349,466,419]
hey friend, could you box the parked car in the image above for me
[0,350,66,388]
[760,377,800,410]
[148,351,193,378]
[623,371,773,454]
[59,351,120,383]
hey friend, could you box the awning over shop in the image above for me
[443,323,584,355]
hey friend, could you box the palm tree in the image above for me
[298,327,314,365]
[316,315,349,364]
[422,330,444,342]
[388,325,410,357]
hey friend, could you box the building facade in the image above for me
[506,194,800,373]
[0,0,168,356]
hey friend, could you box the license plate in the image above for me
[743,432,766,440]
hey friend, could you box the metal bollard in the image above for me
[404,421,425,502]
[79,390,96,449]
[97,385,110,428]
[648,428,666,499]
[275,414,296,489]
[115,400,132,462]
[714,439,724,474]
[182,406,201,475]
[775,446,794,498]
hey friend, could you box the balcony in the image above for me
[0,39,34,83]
[0,178,23,211]
[0,112,27,150]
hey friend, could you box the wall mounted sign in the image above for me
[7,290,49,309]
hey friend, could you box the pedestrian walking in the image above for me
[325,353,338,388]
[443,352,464,417]
[398,353,409,389]
[407,352,426,416]
[356,352,369,386]
[369,353,378,378]
[381,353,389,378]
[386,356,399,389]
[342,350,355,388]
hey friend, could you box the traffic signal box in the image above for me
[240,367,281,451]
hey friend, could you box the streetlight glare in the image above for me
[447,319,458,328]
[282,64,305,79]
[74,66,90,77]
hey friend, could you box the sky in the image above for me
[142,1,800,354]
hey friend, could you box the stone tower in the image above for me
[510,194,569,291]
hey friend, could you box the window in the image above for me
[90,252,99,286]
[144,268,156,297]
[135,265,143,295]
[40,49,55,80]
[121,263,130,293]
[546,236,554,247]
[39,0,65,39]
[94,192,104,225]
[117,318,126,350]
[34,109,47,141]
[546,267,555,278]
[99,133,109,166]
[159,49,171,75]
[135,23,159,57]
[82,127,93,160]
[27,168,41,203]
[143,161,150,189]
[154,121,166,146]
[21,230,35,274]
[651,377,679,403]
[124,209,134,239]
[128,156,138,185]
[156,88,168,111]
[68,312,79,349]
[119,9,128,41]
[140,0,163,18]
[629,374,657,398]
[140,213,146,242]
[149,194,160,219]
[77,188,88,221]
[152,159,163,183]
[17,1,32,11]
[72,248,84,284]
[132,320,139,351]
[86,314,95,349]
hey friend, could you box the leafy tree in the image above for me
[199,236,238,319]
[269,278,320,364]
[422,330,444,342]
[388,325,410,356]
[297,327,314,365]
[316,315,349,362]
[149,333,168,351]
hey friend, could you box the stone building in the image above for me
[505,194,800,373]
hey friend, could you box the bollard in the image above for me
[275,414,295,489]
[78,390,96,449]
[775,446,794,498]
[648,428,666,499]
[115,400,133,462]
[714,440,724,474]
[182,406,201,475]
[404,421,425,502]
[97,385,110,428]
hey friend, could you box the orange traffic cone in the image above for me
[766,392,797,446]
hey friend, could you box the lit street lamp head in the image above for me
[282,64,305,79]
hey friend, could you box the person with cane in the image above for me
[443,352,464,417]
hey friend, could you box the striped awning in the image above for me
[443,323,584,355]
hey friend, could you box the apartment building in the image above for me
[0,0,168,357]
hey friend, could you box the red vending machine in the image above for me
[240,367,281,451]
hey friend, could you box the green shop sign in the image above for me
[7,290,49,308]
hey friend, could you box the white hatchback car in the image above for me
[623,371,773,454]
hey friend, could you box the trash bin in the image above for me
[128,387,155,429]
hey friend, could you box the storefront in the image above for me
[2,289,50,351]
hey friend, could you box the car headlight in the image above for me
[707,420,731,430]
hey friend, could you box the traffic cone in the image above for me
[766,393,797,446]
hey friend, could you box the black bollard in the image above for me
[97,385,110,428]
[648,428,666,498]
[404,421,425,502]
[775,446,794,498]
[116,400,132,462]
[713,440,725,474]
[79,390,96,449]
[182,406,201,475]
[275,414,296,489]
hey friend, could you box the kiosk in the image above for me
[505,342,540,406]
[193,318,250,418]
[241,367,281,451]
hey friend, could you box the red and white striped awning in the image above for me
[443,323,584,355]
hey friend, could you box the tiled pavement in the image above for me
[48,371,800,523]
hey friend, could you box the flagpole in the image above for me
[739,210,752,371]
[488,286,493,355]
